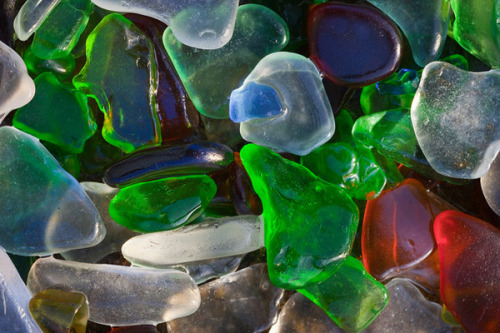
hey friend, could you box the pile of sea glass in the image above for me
[1,0,499,332]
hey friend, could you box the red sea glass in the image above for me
[362,178,454,291]
[434,211,500,333]
[308,2,402,87]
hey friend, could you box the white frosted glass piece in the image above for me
[481,153,500,216]
[0,247,42,332]
[122,215,264,268]
[13,0,61,41]
[61,182,139,263]
[90,0,239,49]
[0,41,35,122]
[27,256,201,326]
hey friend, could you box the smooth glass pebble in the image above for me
[480,153,500,216]
[308,2,402,87]
[0,41,36,122]
[0,127,104,256]
[367,0,451,67]
[163,4,289,119]
[411,61,500,179]
[61,182,139,263]
[23,46,76,80]
[29,289,89,333]
[167,264,284,333]
[0,247,42,333]
[92,0,239,49]
[27,256,201,326]
[232,52,335,156]
[122,215,264,267]
[13,0,61,41]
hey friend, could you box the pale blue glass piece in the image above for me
[233,52,335,156]
[229,81,284,123]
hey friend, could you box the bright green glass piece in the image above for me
[298,256,388,332]
[163,4,289,119]
[301,142,387,200]
[29,289,89,333]
[23,46,76,80]
[31,0,93,60]
[109,176,217,233]
[73,14,161,153]
[450,0,500,68]
[240,143,359,290]
[13,72,96,153]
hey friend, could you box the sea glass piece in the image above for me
[122,215,264,267]
[109,175,217,233]
[23,46,76,80]
[269,292,344,333]
[0,127,104,256]
[27,256,201,326]
[103,141,234,188]
[450,0,500,68]
[61,182,138,263]
[364,278,454,333]
[308,2,402,87]
[163,4,289,119]
[481,154,500,216]
[362,178,455,291]
[230,152,263,215]
[298,256,388,332]
[161,256,243,285]
[73,13,161,153]
[229,81,284,122]
[232,52,335,156]
[126,14,200,143]
[0,41,36,122]
[13,0,61,41]
[167,264,284,333]
[301,142,387,200]
[0,247,42,333]
[29,289,89,333]
[434,211,500,333]
[13,72,96,153]
[240,144,359,289]
[360,69,419,115]
[367,0,450,67]
[411,61,500,179]
[31,0,93,59]
[92,0,239,49]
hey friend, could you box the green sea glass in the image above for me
[23,46,76,80]
[73,13,161,153]
[240,144,359,290]
[109,176,217,233]
[450,0,500,68]
[163,4,289,119]
[13,72,96,153]
[298,256,388,332]
[31,0,93,59]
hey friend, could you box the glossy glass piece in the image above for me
[103,141,234,188]
[163,4,289,119]
[232,52,335,156]
[13,72,96,153]
[91,0,239,49]
[13,0,61,41]
[23,46,76,80]
[109,176,217,233]
[308,2,402,87]
[27,256,201,326]
[73,14,161,153]
[298,257,388,332]
[240,144,359,289]
[29,289,89,333]
[167,264,284,333]
[434,211,500,333]
[31,0,93,59]
[362,178,454,291]
[367,0,451,67]
[0,41,36,123]
[0,127,104,256]
[411,61,500,179]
